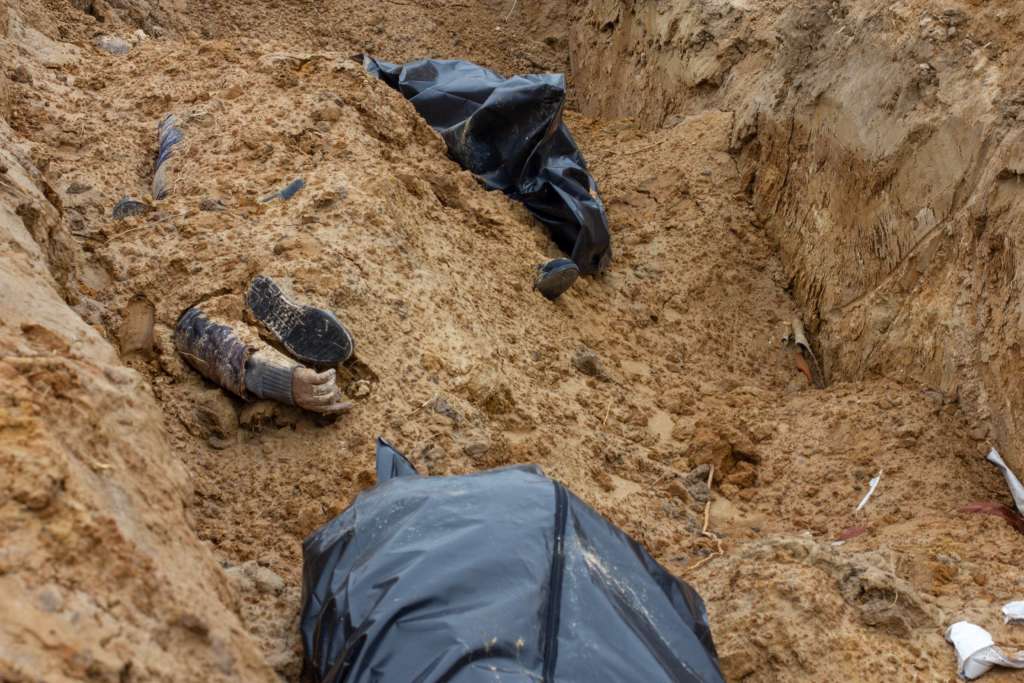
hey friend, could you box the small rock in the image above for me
[572,346,606,378]
[36,585,64,613]
[94,36,131,54]
[347,380,372,399]
[463,440,490,458]
[249,564,285,594]
[431,395,461,423]
[11,65,32,84]
[312,103,342,122]
[66,181,92,195]
[223,564,255,592]
[199,197,226,212]
[684,464,711,503]
[224,84,244,100]
[112,197,152,220]
[208,435,233,450]
[313,188,346,210]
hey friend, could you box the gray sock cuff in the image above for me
[244,358,295,405]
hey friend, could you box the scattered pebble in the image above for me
[572,345,606,378]
[94,36,131,55]
[348,379,372,399]
[112,197,152,220]
[11,65,32,84]
[224,560,285,595]
[199,197,227,212]
[463,440,490,458]
[36,585,64,613]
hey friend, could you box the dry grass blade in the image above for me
[685,465,724,573]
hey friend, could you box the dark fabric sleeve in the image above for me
[174,306,252,399]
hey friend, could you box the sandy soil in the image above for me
[2,0,1024,680]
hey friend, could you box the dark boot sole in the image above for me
[246,276,354,368]
[534,263,580,300]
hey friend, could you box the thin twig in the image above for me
[646,470,671,492]
[503,0,518,23]
[407,392,439,416]
[685,465,724,573]
[621,140,667,156]
[601,395,615,426]
[112,223,153,240]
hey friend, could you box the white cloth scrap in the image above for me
[946,621,1024,680]
[986,448,1024,514]
[1003,601,1024,625]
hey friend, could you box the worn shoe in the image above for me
[246,275,354,369]
[533,258,579,300]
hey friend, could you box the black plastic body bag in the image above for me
[363,56,612,275]
[300,439,724,682]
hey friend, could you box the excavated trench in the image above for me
[2,0,1024,681]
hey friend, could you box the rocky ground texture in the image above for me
[1,0,1023,681]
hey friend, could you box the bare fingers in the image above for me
[293,368,353,414]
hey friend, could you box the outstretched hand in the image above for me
[293,367,352,414]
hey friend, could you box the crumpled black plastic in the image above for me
[152,113,182,200]
[363,56,612,275]
[300,438,724,683]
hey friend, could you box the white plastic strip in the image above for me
[986,448,1024,514]
[1004,601,1024,625]
[855,471,882,512]
[946,621,1024,679]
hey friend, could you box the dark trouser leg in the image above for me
[175,306,251,399]
[175,305,297,405]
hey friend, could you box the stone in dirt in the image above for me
[572,345,606,378]
[94,36,131,54]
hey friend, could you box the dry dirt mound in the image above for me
[2,0,1023,681]
[565,0,1024,476]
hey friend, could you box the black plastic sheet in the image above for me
[363,56,612,274]
[300,439,724,682]
[152,113,182,200]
